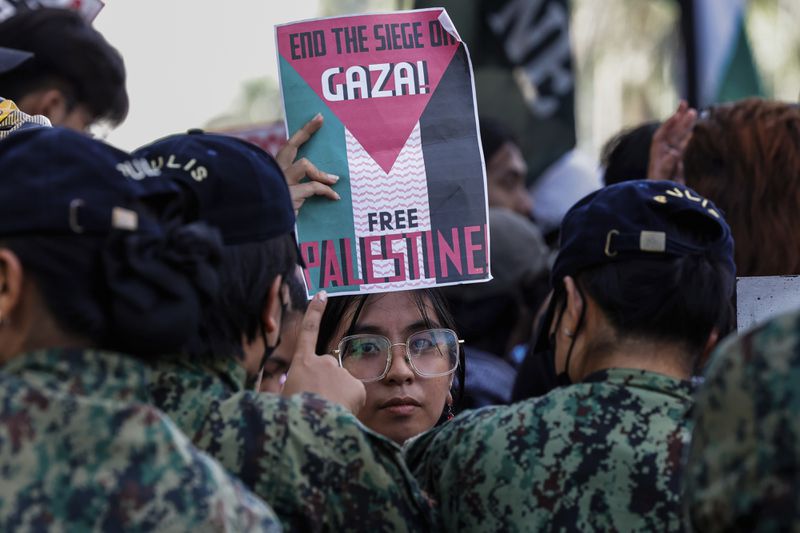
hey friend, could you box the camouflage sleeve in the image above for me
[410,383,687,532]
[684,312,800,531]
[404,407,503,530]
[0,379,281,532]
[194,390,438,532]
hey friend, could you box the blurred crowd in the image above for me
[2,5,800,532]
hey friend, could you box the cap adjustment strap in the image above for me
[639,231,666,253]
[604,229,619,257]
[69,199,85,234]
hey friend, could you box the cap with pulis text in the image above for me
[552,180,735,284]
[0,126,178,236]
[133,129,295,246]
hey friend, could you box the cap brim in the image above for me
[0,47,33,75]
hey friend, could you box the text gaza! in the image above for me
[322,61,429,101]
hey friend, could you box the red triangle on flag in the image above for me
[278,10,459,173]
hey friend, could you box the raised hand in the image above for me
[276,113,340,215]
[648,101,697,183]
[281,291,366,414]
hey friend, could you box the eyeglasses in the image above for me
[334,328,462,383]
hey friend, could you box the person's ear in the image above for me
[0,249,24,323]
[697,328,721,370]
[559,276,584,339]
[18,89,69,125]
[262,275,284,335]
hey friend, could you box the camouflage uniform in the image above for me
[406,368,693,532]
[148,355,437,532]
[0,97,50,140]
[0,349,281,532]
[684,310,800,531]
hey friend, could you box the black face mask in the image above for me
[554,283,587,387]
[246,291,288,391]
[532,284,586,390]
[518,300,562,398]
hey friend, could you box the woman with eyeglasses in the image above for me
[316,289,465,444]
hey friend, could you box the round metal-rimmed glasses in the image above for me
[333,328,463,383]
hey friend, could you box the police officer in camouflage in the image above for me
[684,308,800,531]
[406,180,736,531]
[134,131,437,532]
[0,127,280,531]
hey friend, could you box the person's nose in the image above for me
[384,344,415,384]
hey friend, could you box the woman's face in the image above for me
[328,292,454,444]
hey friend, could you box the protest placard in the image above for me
[276,8,490,296]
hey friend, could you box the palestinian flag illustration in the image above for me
[276,8,490,295]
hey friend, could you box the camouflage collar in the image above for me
[155,353,249,392]
[0,348,152,403]
[581,367,693,402]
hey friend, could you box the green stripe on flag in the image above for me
[279,56,359,294]
[716,22,763,103]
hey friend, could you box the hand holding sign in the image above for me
[276,113,341,215]
[281,291,366,414]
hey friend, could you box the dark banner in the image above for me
[415,0,576,184]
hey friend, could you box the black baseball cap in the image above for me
[523,179,735,397]
[133,130,296,246]
[0,46,32,74]
[0,126,180,237]
[552,179,735,284]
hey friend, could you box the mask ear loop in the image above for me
[249,291,288,391]
[556,283,587,387]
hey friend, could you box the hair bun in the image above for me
[102,221,222,356]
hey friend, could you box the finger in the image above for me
[294,291,328,361]
[291,181,341,205]
[285,158,339,186]
[276,113,324,169]
[653,152,681,181]
[674,109,698,149]
[659,101,691,140]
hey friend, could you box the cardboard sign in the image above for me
[276,8,491,296]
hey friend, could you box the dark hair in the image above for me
[684,98,800,276]
[446,269,550,359]
[184,232,301,361]
[316,289,466,418]
[552,254,734,372]
[479,116,518,162]
[0,8,128,125]
[601,121,660,186]
[4,221,222,357]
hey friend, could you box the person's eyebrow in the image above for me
[403,319,440,337]
[349,319,442,337]
[348,323,386,336]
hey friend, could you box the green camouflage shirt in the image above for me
[406,368,693,532]
[148,355,437,532]
[0,349,281,532]
[684,310,800,531]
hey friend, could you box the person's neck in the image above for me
[578,337,692,382]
